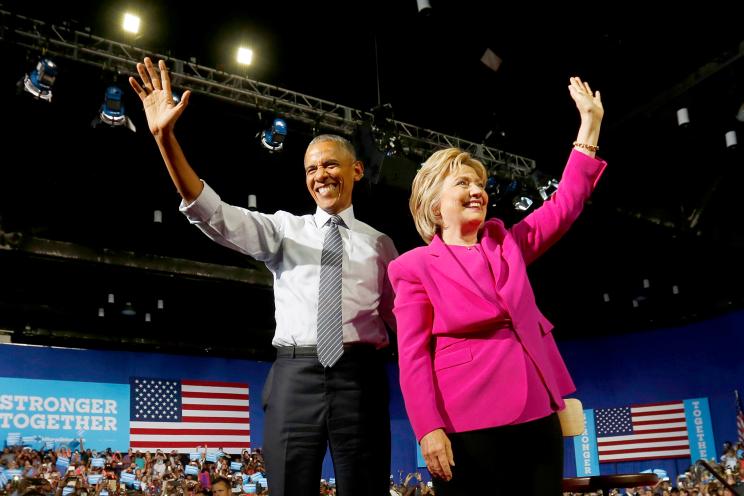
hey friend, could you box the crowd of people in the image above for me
[0,444,267,496]
[3,442,744,496]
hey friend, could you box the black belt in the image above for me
[275,344,377,358]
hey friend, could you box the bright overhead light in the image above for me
[123,13,140,34]
[237,47,253,65]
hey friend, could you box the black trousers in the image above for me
[262,346,391,496]
[433,413,563,496]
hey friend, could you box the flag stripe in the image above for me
[182,386,249,395]
[132,421,250,429]
[181,416,250,424]
[182,380,249,388]
[182,404,248,412]
[131,428,250,436]
[601,446,690,455]
[180,410,250,418]
[182,397,249,406]
[597,432,687,442]
[599,439,689,450]
[633,420,686,428]
[181,392,248,400]
[630,406,685,417]
[630,412,685,421]
[130,441,250,448]
[630,426,687,434]
[130,435,250,442]
[600,451,691,462]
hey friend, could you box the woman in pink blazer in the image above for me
[388,77,606,495]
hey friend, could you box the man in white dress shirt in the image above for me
[130,58,397,496]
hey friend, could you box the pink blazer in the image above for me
[388,150,607,441]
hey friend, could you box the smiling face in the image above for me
[436,165,488,238]
[304,140,363,214]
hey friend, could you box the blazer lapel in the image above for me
[426,235,499,310]
[481,229,511,290]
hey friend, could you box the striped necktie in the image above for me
[316,215,344,367]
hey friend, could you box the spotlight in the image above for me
[676,107,690,127]
[20,58,58,102]
[725,130,737,149]
[260,118,287,151]
[122,13,140,34]
[91,86,136,132]
[537,178,559,200]
[513,196,534,211]
[237,47,253,65]
[416,0,432,14]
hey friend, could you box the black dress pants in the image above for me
[433,413,563,496]
[262,346,391,496]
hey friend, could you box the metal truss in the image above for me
[0,8,536,176]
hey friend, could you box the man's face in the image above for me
[211,481,230,496]
[304,140,363,214]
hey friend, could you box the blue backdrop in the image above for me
[1,307,743,482]
[560,308,744,481]
[0,342,413,480]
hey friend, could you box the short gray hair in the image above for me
[307,134,357,161]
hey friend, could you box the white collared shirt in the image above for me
[180,182,398,348]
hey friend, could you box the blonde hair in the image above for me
[410,148,488,244]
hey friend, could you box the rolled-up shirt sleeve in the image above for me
[179,180,284,263]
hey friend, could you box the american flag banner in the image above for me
[129,377,250,454]
[595,401,690,462]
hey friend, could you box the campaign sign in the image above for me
[0,377,130,451]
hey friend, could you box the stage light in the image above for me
[122,13,140,34]
[91,85,136,132]
[725,130,737,149]
[237,47,253,65]
[513,196,533,211]
[370,103,400,157]
[260,118,287,151]
[416,0,432,14]
[20,58,58,102]
[537,178,559,200]
[121,302,136,316]
[676,107,690,127]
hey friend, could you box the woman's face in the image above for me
[436,165,487,235]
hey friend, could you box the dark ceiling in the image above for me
[1,0,743,358]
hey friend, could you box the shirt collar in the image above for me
[314,205,355,229]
